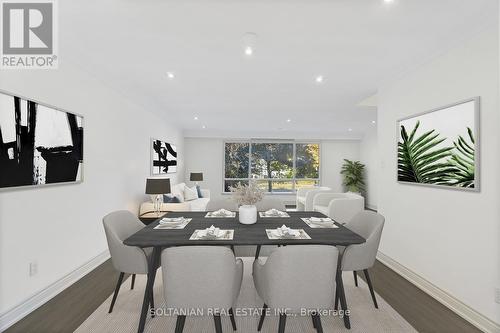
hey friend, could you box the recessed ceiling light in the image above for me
[244,46,253,56]
[202,125,206,129]
[167,72,175,79]
[348,128,353,132]
[315,75,324,84]
[384,0,394,3]
[372,120,376,124]
[194,116,199,120]
[286,119,291,123]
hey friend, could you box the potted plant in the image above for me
[230,180,265,224]
[340,159,365,195]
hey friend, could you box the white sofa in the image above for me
[312,192,364,224]
[139,182,210,214]
[296,186,332,211]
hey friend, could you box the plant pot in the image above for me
[239,205,257,225]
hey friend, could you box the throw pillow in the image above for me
[163,194,181,203]
[196,185,203,198]
[171,183,185,202]
[184,185,199,201]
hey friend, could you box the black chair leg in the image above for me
[257,303,268,331]
[353,271,358,287]
[214,314,223,333]
[314,314,323,333]
[175,315,186,333]
[278,313,287,333]
[108,272,124,313]
[150,288,155,317]
[312,314,316,328]
[254,245,261,259]
[364,269,378,309]
[229,308,237,331]
[130,274,136,289]
[334,288,339,311]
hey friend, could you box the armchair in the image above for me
[312,192,364,224]
[295,186,331,211]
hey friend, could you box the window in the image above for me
[224,141,320,193]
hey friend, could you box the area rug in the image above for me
[75,257,416,333]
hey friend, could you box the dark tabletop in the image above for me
[124,211,365,248]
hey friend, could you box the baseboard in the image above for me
[0,250,110,332]
[377,251,500,333]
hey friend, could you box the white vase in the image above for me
[239,205,257,225]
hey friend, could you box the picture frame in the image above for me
[0,89,84,190]
[397,97,480,191]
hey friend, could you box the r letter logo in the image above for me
[1,0,58,69]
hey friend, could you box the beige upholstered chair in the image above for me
[253,245,339,333]
[162,246,243,333]
[102,210,156,315]
[206,198,238,211]
[312,192,364,224]
[255,198,286,211]
[337,211,385,309]
[296,187,331,211]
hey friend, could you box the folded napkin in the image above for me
[275,225,300,237]
[198,225,225,238]
[159,217,185,224]
[265,208,284,216]
[310,217,333,223]
[211,209,233,216]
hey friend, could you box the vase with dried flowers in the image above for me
[230,180,265,224]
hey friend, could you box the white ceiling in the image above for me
[62,0,497,139]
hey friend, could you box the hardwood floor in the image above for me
[4,259,129,333]
[4,258,482,333]
[359,261,481,333]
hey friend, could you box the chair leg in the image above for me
[353,271,358,287]
[131,274,136,289]
[150,288,155,318]
[108,272,124,313]
[214,314,222,333]
[314,314,324,333]
[334,288,339,311]
[363,269,378,309]
[257,303,267,331]
[229,308,237,331]
[175,315,186,333]
[278,313,287,333]
[312,314,316,328]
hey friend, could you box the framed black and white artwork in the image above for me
[397,97,479,191]
[151,138,177,175]
[0,90,84,189]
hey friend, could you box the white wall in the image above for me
[183,138,360,204]
[377,22,500,325]
[359,126,378,209]
[0,63,184,316]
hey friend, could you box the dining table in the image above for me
[124,210,366,333]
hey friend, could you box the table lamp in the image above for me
[145,178,171,216]
[190,172,203,185]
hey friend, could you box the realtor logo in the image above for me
[1,0,58,68]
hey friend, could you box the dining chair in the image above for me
[255,198,286,211]
[206,199,238,211]
[102,210,156,315]
[253,245,339,333]
[162,246,243,333]
[336,210,385,309]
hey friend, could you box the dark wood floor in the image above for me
[5,258,481,333]
[5,259,129,333]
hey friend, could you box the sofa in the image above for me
[296,186,332,211]
[139,182,210,215]
[312,192,364,224]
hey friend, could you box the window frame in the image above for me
[222,139,321,194]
